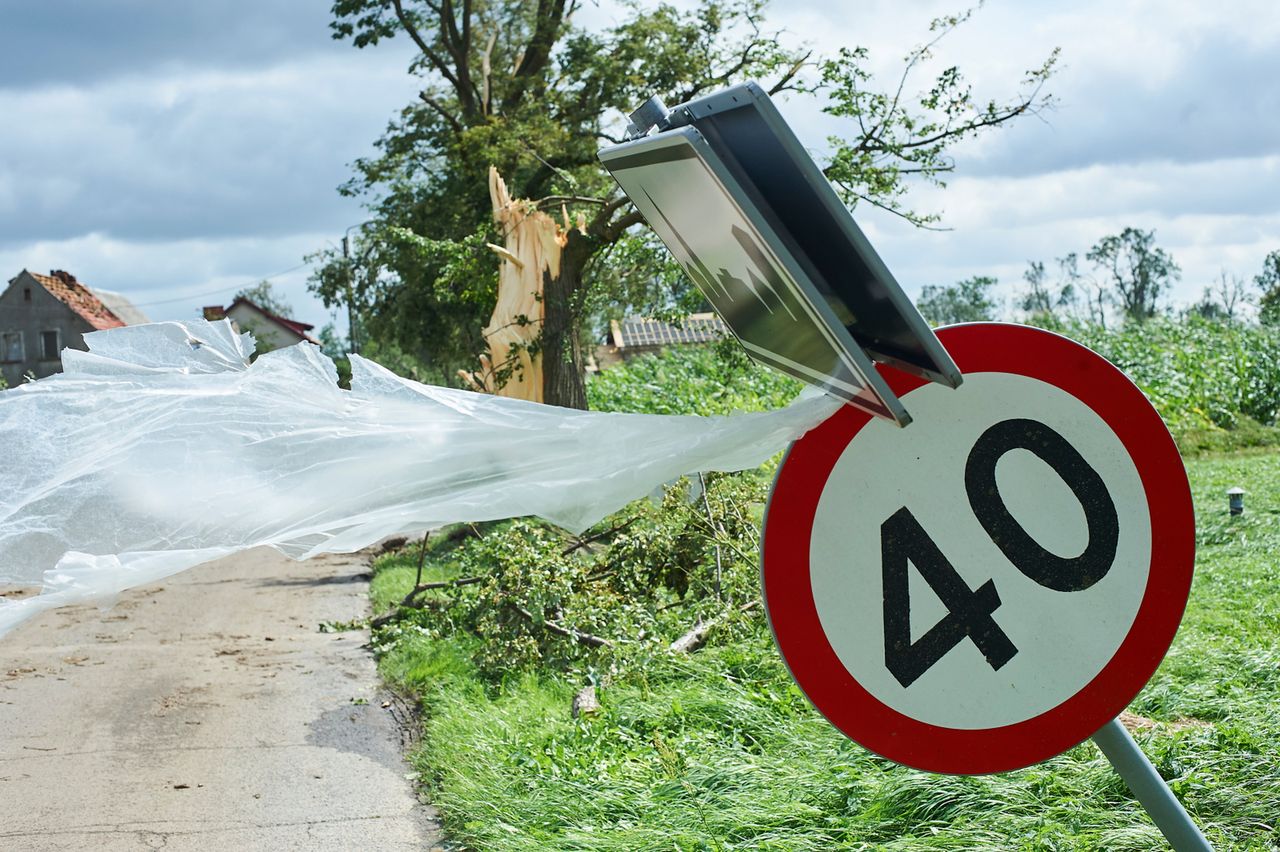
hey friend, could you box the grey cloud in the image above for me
[0,55,420,247]
[955,32,1280,178]
[0,0,361,88]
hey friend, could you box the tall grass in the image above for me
[371,450,1280,850]
[370,319,1280,849]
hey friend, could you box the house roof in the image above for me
[610,313,727,349]
[28,270,126,331]
[92,288,150,326]
[224,297,319,344]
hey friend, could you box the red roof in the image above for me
[30,270,126,331]
[226,297,318,344]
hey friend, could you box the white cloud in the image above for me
[0,231,339,327]
[762,0,1280,311]
[1,0,1277,338]
[0,53,419,245]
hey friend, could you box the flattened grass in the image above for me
[371,450,1280,850]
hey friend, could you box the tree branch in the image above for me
[669,600,759,654]
[369,574,485,629]
[439,0,480,114]
[419,90,463,135]
[512,603,613,647]
[597,208,645,244]
[767,50,812,95]
[834,184,952,231]
[505,0,568,110]
[534,195,609,210]
[560,517,638,557]
[392,0,468,111]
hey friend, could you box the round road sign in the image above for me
[762,323,1195,774]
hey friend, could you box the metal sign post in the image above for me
[1092,719,1212,851]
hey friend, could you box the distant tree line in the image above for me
[916,229,1280,329]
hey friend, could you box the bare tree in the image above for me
[1086,227,1180,322]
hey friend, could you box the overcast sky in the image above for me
[1,0,1277,334]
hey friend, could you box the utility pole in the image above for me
[341,234,358,354]
[341,221,375,355]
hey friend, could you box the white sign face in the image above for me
[762,323,1195,774]
[810,372,1151,728]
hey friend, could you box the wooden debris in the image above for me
[458,167,585,402]
[571,685,600,718]
[669,600,760,654]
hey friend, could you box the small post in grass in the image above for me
[1091,718,1212,852]
[1227,486,1245,516]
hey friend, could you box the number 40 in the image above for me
[882,419,1120,688]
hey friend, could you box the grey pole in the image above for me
[1091,718,1212,851]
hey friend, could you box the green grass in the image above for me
[369,449,1280,851]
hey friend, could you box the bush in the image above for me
[373,467,774,685]
[1060,316,1280,435]
[587,339,802,416]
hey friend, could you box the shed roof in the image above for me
[610,313,727,349]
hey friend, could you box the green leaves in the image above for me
[1068,316,1280,443]
[916,275,998,326]
[1255,250,1280,326]
[322,0,1060,392]
[817,11,1059,228]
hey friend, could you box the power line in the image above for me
[128,261,311,308]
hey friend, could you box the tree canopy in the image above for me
[311,0,1059,406]
[1256,250,1280,326]
[234,280,294,318]
[916,274,998,326]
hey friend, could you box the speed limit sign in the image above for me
[762,323,1195,774]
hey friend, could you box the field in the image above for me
[368,329,1280,850]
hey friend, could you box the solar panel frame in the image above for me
[599,128,911,425]
[661,82,961,388]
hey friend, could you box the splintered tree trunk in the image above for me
[458,166,589,409]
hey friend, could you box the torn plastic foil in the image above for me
[0,320,840,636]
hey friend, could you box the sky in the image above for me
[1,0,1277,335]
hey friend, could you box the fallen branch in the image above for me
[561,516,638,557]
[512,604,613,648]
[369,575,485,630]
[669,600,760,654]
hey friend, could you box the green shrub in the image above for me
[588,339,803,416]
[1060,316,1280,439]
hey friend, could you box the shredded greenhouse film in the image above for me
[0,319,839,637]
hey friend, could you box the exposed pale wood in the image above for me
[459,167,586,402]
[668,600,760,654]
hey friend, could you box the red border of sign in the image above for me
[762,322,1195,775]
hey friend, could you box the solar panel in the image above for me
[599,82,963,426]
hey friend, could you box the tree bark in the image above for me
[541,229,591,410]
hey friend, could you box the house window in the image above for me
[40,330,61,361]
[23,288,32,302]
[2,331,22,363]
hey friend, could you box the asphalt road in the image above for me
[0,547,442,851]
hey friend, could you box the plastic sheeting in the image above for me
[0,320,840,637]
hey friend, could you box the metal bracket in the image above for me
[624,96,670,141]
